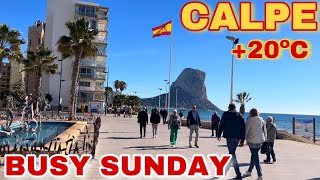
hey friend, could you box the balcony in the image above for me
[78,98,93,103]
[80,73,106,80]
[80,60,106,69]
[75,11,96,18]
[94,37,107,44]
[95,87,104,92]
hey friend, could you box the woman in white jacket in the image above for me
[244,108,267,180]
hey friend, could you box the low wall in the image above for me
[181,119,318,145]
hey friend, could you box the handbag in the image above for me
[260,122,271,154]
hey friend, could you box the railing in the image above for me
[75,11,96,18]
[97,14,108,20]
[80,60,105,68]
[95,87,104,92]
[78,98,93,103]
[80,73,95,79]
[94,38,107,44]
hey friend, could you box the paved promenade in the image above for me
[1,114,320,179]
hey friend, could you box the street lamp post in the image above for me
[158,88,162,109]
[164,80,168,110]
[226,36,239,104]
[105,67,109,115]
[58,59,65,115]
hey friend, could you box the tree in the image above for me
[0,24,25,63]
[57,18,98,118]
[24,47,58,113]
[235,91,252,115]
[113,80,120,92]
[118,81,127,94]
[126,95,140,107]
[113,94,127,107]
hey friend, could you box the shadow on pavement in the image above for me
[104,137,142,140]
[124,145,190,151]
[307,178,320,180]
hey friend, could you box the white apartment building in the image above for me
[42,0,108,112]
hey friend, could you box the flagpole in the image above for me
[168,18,173,113]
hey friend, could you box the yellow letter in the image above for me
[181,2,209,31]
[209,2,239,31]
[240,2,263,31]
[292,2,317,31]
[265,2,290,31]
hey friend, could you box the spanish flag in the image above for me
[152,20,172,38]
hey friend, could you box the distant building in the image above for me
[0,62,11,107]
[25,20,46,99]
[42,0,108,112]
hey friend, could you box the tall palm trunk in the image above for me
[69,53,81,119]
[239,104,245,116]
[35,69,42,115]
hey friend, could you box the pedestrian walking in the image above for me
[264,116,277,163]
[162,109,168,124]
[168,110,181,147]
[211,111,220,137]
[187,105,201,148]
[217,103,245,180]
[243,108,267,180]
[150,108,161,138]
[137,107,148,138]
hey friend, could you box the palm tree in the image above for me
[0,24,25,63]
[113,80,120,92]
[235,91,252,115]
[119,81,127,94]
[24,47,58,113]
[57,18,98,118]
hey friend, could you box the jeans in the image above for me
[170,127,179,145]
[248,147,262,177]
[226,138,241,177]
[211,125,218,136]
[266,142,276,161]
[152,124,158,137]
[140,124,146,137]
[163,116,167,124]
[189,125,199,145]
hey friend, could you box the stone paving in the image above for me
[1,114,320,179]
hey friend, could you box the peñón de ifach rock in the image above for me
[141,68,220,110]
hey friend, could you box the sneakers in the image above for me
[264,159,270,163]
[256,176,263,180]
[189,143,192,148]
[244,171,252,176]
[155,135,157,138]
[195,144,199,148]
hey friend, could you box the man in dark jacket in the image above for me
[211,111,220,137]
[162,109,168,124]
[217,103,245,180]
[137,107,148,138]
[150,108,161,138]
[187,105,201,148]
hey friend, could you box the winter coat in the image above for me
[245,116,267,144]
[266,122,277,142]
[217,110,245,142]
[187,110,201,126]
[150,112,161,124]
[137,111,148,125]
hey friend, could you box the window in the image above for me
[79,81,90,87]
[29,40,32,46]
[38,38,41,45]
[76,6,95,17]
[90,20,97,29]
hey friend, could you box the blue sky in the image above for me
[1,0,320,115]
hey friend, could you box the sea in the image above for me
[151,107,320,138]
